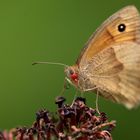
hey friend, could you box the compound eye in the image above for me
[69,69,74,75]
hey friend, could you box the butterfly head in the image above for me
[64,66,79,86]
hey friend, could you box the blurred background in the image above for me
[0,0,140,139]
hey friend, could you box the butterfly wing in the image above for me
[77,5,140,67]
[76,5,140,109]
[84,42,140,109]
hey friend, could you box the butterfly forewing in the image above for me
[76,5,140,67]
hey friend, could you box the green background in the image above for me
[0,0,140,139]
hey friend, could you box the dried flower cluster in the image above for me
[0,96,116,140]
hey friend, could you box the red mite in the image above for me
[70,73,78,83]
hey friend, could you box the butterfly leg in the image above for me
[83,86,98,92]
[70,90,78,107]
[59,78,71,96]
[96,89,100,115]
[83,87,100,114]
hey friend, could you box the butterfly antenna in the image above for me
[32,61,69,67]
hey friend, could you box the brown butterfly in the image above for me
[64,5,140,109]
[33,5,140,109]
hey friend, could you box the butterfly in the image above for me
[64,5,140,109]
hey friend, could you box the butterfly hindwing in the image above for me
[84,42,140,109]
